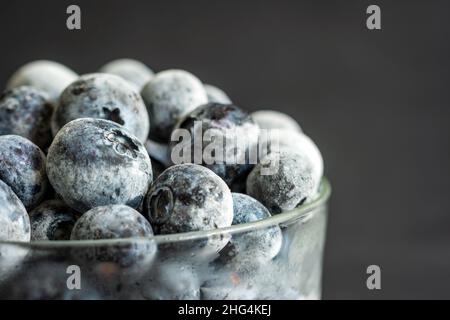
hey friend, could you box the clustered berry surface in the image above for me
[0,59,325,300]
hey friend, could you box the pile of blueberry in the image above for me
[0,59,324,299]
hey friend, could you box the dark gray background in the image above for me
[1,0,449,299]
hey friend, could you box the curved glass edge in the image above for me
[0,178,331,248]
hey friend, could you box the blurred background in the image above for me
[1,0,449,299]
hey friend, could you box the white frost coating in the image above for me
[0,180,30,283]
[261,129,323,192]
[251,110,302,132]
[141,69,208,141]
[6,60,78,104]
[100,59,154,90]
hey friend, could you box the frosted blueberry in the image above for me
[246,149,315,214]
[0,86,53,150]
[171,103,260,186]
[99,59,154,90]
[0,179,30,243]
[0,179,30,282]
[52,73,150,141]
[226,193,282,261]
[46,118,152,212]
[251,110,302,132]
[6,60,78,104]
[143,164,233,251]
[204,84,232,104]
[29,200,80,241]
[0,135,48,209]
[70,205,156,268]
[261,129,323,192]
[141,69,208,141]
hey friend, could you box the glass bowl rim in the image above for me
[0,178,331,248]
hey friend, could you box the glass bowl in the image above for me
[0,179,331,300]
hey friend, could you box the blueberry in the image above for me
[0,86,54,150]
[0,179,30,282]
[6,60,78,104]
[171,103,260,186]
[143,164,233,252]
[141,69,208,142]
[204,84,232,104]
[251,110,302,132]
[29,200,80,241]
[52,73,150,142]
[99,59,154,90]
[0,179,30,242]
[46,118,152,212]
[260,130,323,192]
[246,149,315,214]
[70,205,156,268]
[0,135,48,209]
[227,193,282,261]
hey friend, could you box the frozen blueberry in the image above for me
[46,118,152,212]
[52,73,150,142]
[226,193,282,261]
[0,135,48,209]
[141,69,208,142]
[171,103,260,186]
[260,129,323,192]
[251,110,302,132]
[29,200,80,241]
[204,84,232,104]
[0,179,30,243]
[0,86,53,150]
[6,60,78,104]
[99,59,154,90]
[70,205,156,268]
[143,164,233,252]
[246,149,315,214]
[0,179,30,282]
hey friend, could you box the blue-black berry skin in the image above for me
[144,164,233,251]
[141,70,208,142]
[29,200,80,241]
[171,103,260,186]
[70,205,156,268]
[99,59,154,90]
[46,118,152,213]
[0,135,48,210]
[246,150,315,214]
[52,73,150,142]
[6,60,78,104]
[0,86,53,150]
